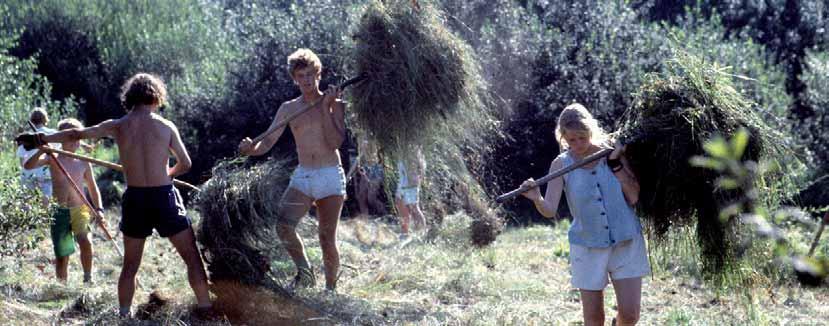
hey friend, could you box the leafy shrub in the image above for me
[5,0,237,124]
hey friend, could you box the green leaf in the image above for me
[716,177,740,190]
[729,128,749,159]
[703,137,730,158]
[689,156,725,171]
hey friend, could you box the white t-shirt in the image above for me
[16,126,58,181]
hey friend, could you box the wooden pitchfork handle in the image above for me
[807,212,828,257]
[495,148,614,203]
[248,75,367,146]
[40,146,199,192]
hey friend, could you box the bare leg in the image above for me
[75,233,93,282]
[407,203,426,231]
[168,227,211,307]
[395,197,411,234]
[316,195,345,290]
[118,235,146,315]
[55,256,69,283]
[611,277,642,325]
[276,188,314,271]
[580,289,605,326]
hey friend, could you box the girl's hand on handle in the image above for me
[609,141,626,160]
[520,178,542,202]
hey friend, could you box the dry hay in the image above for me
[195,158,292,289]
[617,50,788,275]
[348,0,501,246]
[134,290,170,320]
[349,0,490,154]
[211,280,332,325]
[195,159,412,323]
[468,197,504,247]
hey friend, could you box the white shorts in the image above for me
[569,233,650,291]
[288,165,346,200]
[396,187,420,205]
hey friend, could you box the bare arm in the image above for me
[239,104,288,156]
[23,149,50,170]
[84,164,103,210]
[613,155,640,206]
[408,154,426,186]
[320,85,346,150]
[42,119,118,143]
[167,123,192,178]
[521,157,565,218]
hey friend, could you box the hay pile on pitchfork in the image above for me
[617,51,792,275]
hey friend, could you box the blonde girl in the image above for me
[521,103,649,326]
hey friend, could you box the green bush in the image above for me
[5,0,237,124]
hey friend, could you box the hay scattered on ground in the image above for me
[350,0,490,154]
[135,290,170,320]
[617,50,788,275]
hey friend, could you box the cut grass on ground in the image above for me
[1,211,829,325]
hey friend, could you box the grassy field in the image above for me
[1,211,828,325]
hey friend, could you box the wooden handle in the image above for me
[495,148,613,203]
[250,75,366,145]
[41,146,200,192]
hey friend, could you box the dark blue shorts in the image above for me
[120,185,190,238]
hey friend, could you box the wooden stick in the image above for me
[249,75,366,146]
[41,146,199,192]
[495,148,613,203]
[808,213,828,257]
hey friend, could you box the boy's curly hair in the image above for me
[120,73,168,110]
[287,48,322,77]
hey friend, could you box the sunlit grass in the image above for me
[1,211,829,325]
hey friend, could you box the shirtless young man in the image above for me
[239,48,346,291]
[18,73,212,318]
[24,118,101,284]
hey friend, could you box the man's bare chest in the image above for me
[289,107,326,136]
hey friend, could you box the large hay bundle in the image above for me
[349,0,489,153]
[195,158,292,287]
[617,51,786,274]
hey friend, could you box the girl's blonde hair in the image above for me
[554,103,608,150]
